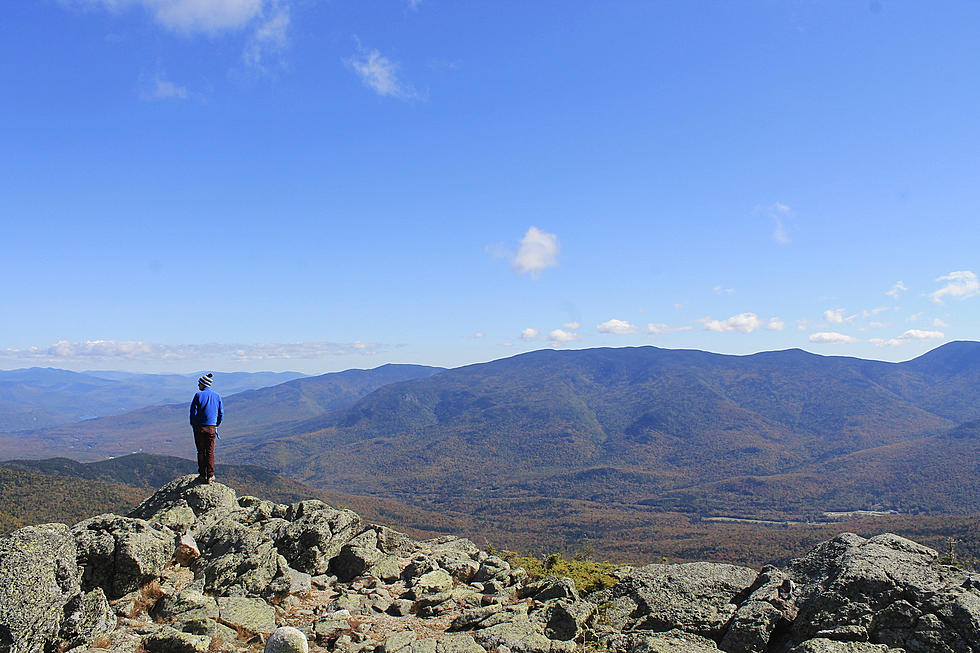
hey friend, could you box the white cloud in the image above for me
[862,307,888,318]
[931,270,980,304]
[563,321,581,331]
[520,328,540,341]
[646,323,692,335]
[767,317,785,331]
[823,308,855,324]
[757,202,792,245]
[0,339,382,362]
[907,312,923,323]
[702,312,762,334]
[512,227,560,277]
[548,329,580,344]
[597,319,639,335]
[347,47,421,100]
[243,6,289,68]
[809,332,858,344]
[142,75,188,101]
[797,319,810,332]
[713,285,735,295]
[933,318,948,328]
[885,281,907,299]
[869,321,888,328]
[871,329,945,347]
[902,329,945,340]
[473,332,485,339]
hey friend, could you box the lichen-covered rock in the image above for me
[217,595,277,635]
[590,561,758,639]
[719,565,798,653]
[330,529,384,581]
[535,599,596,641]
[786,532,980,652]
[142,625,211,653]
[266,625,310,653]
[72,514,176,598]
[519,576,580,603]
[194,513,292,598]
[601,628,721,652]
[59,588,115,649]
[276,501,362,575]
[0,523,81,653]
[150,587,218,622]
[129,475,238,533]
[788,639,904,652]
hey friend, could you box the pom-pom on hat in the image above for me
[198,373,213,388]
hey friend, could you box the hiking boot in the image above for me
[205,476,215,485]
[196,474,207,484]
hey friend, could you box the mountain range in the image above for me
[2,343,979,561]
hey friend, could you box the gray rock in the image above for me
[0,523,81,653]
[129,475,238,532]
[217,595,277,635]
[519,576,580,603]
[789,639,903,652]
[387,599,414,617]
[592,561,758,639]
[73,514,176,599]
[415,569,454,594]
[150,587,218,622]
[787,532,980,651]
[180,617,237,643]
[601,629,721,652]
[194,513,292,598]
[537,599,596,641]
[59,588,116,649]
[720,565,798,653]
[142,625,211,653]
[276,501,362,575]
[266,626,309,653]
[331,530,384,582]
[369,555,402,583]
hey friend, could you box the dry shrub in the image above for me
[90,634,114,648]
[208,635,226,652]
[126,579,166,620]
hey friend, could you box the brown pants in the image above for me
[193,424,217,478]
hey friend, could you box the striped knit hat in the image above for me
[198,373,213,388]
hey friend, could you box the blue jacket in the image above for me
[190,388,223,427]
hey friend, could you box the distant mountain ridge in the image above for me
[0,363,444,460]
[0,367,305,431]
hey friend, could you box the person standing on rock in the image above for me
[189,373,223,484]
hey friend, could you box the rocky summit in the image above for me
[0,476,978,653]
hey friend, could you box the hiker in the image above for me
[189,373,223,484]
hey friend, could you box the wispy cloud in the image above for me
[933,318,949,328]
[512,227,560,277]
[885,281,907,299]
[646,323,692,336]
[243,5,289,69]
[757,202,793,245]
[0,339,382,362]
[347,46,422,100]
[702,312,762,333]
[597,319,639,335]
[563,321,581,331]
[140,74,188,101]
[767,317,785,331]
[713,285,735,295]
[809,332,858,344]
[931,270,979,304]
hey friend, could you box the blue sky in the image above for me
[1,1,978,373]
